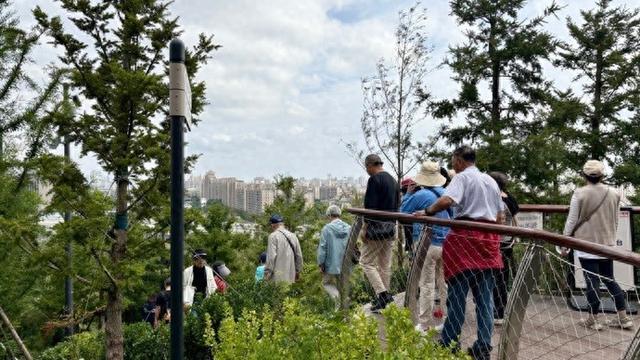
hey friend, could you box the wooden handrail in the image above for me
[346,207,640,267]
[518,204,640,214]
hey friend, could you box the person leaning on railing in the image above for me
[562,160,633,331]
[414,145,503,360]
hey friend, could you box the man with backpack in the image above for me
[361,154,400,313]
[265,214,303,284]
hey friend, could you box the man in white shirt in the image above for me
[415,145,503,360]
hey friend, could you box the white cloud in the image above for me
[13,0,640,181]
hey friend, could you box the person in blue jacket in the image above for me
[317,205,351,308]
[401,161,451,333]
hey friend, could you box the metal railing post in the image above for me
[339,217,362,311]
[404,229,431,324]
[623,325,640,360]
[498,241,545,359]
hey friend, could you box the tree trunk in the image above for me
[396,53,405,268]
[105,175,128,360]
[489,16,501,161]
[104,288,123,360]
[591,48,603,159]
[0,305,33,360]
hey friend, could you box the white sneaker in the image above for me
[494,318,504,326]
[579,317,603,331]
[606,316,634,330]
[415,323,428,335]
[434,323,444,332]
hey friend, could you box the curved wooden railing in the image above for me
[344,208,640,267]
[518,204,640,214]
[340,207,640,360]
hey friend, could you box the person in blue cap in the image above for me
[265,214,303,284]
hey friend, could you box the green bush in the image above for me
[39,331,104,360]
[184,293,227,360]
[38,322,169,360]
[123,322,169,360]
[210,298,469,359]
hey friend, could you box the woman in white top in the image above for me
[563,160,632,330]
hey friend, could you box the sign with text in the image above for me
[515,212,544,230]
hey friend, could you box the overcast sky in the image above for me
[14,0,640,181]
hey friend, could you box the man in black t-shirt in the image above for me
[361,154,399,312]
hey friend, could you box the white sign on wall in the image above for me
[515,212,544,230]
[574,211,635,291]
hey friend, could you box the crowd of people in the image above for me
[141,144,634,360]
[356,145,634,359]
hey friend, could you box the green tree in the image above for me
[34,1,219,358]
[429,0,560,177]
[556,0,640,184]
[0,0,62,170]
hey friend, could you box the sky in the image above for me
[13,0,640,181]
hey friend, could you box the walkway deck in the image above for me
[366,294,639,359]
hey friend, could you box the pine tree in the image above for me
[429,0,560,177]
[0,0,62,167]
[556,0,640,184]
[34,1,219,358]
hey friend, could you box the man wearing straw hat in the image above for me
[406,161,452,334]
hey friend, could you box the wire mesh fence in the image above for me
[340,212,640,360]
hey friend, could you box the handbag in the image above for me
[570,187,610,237]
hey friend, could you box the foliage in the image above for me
[38,322,170,360]
[33,0,220,357]
[556,0,640,185]
[187,202,262,277]
[210,299,468,359]
[0,0,62,165]
[428,0,561,200]
[39,331,105,360]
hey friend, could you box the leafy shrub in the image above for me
[39,331,104,360]
[210,299,469,359]
[38,322,169,360]
[123,322,169,360]
[184,293,227,360]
